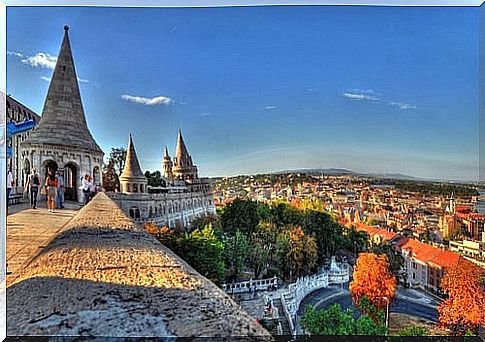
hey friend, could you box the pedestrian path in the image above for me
[6,202,79,286]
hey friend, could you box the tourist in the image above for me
[24,168,40,209]
[55,170,65,209]
[45,170,58,213]
[80,174,92,205]
[7,168,14,214]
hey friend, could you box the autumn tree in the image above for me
[438,259,485,335]
[276,226,318,280]
[350,253,397,318]
[102,160,119,192]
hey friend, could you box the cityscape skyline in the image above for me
[6,5,480,181]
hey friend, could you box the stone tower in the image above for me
[119,134,147,194]
[172,129,198,182]
[162,146,173,184]
[20,26,104,203]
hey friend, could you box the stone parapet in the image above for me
[7,193,272,339]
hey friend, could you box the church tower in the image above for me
[119,134,147,194]
[20,26,104,202]
[172,129,198,182]
[162,146,173,184]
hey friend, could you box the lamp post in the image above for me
[382,296,390,335]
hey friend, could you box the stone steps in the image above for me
[273,298,291,335]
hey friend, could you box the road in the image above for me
[298,284,439,322]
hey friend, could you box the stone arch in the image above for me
[92,166,100,185]
[140,184,144,193]
[64,162,79,201]
[129,206,141,220]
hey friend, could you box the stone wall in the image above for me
[7,193,272,339]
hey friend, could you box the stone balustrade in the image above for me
[280,260,351,336]
[222,276,279,294]
[6,193,272,339]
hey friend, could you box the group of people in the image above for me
[7,168,98,213]
[24,168,65,212]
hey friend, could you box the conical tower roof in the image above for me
[22,26,102,153]
[163,145,170,158]
[119,133,146,181]
[175,129,190,161]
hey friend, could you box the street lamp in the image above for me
[382,296,390,335]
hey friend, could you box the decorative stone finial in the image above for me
[64,25,69,32]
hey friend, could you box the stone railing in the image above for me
[222,276,279,294]
[6,193,272,339]
[280,260,351,336]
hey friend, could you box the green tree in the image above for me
[220,198,262,237]
[345,226,370,256]
[224,229,249,282]
[371,243,405,284]
[270,202,304,228]
[147,223,226,285]
[108,147,127,176]
[144,170,165,187]
[301,303,387,336]
[302,210,344,263]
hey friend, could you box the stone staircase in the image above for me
[273,297,291,335]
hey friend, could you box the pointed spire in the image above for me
[164,145,170,158]
[120,133,145,180]
[22,25,102,153]
[175,129,190,160]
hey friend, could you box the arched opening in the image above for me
[129,206,140,220]
[93,166,100,185]
[140,184,144,193]
[42,160,58,188]
[133,183,138,193]
[64,162,78,201]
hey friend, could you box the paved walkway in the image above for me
[6,200,80,286]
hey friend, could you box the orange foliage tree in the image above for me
[350,253,397,315]
[438,259,485,335]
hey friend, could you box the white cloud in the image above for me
[21,52,58,69]
[7,51,24,58]
[201,112,212,117]
[121,94,174,106]
[342,92,380,101]
[389,101,416,110]
[41,75,90,84]
[265,105,277,110]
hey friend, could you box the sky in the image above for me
[5,5,480,181]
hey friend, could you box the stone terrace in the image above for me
[7,192,272,339]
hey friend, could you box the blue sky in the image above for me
[6,5,480,181]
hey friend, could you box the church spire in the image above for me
[172,129,198,182]
[175,129,190,161]
[119,134,147,193]
[22,25,102,153]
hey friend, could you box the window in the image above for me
[412,273,416,280]
[133,184,138,193]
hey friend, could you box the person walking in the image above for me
[45,170,58,213]
[24,168,40,209]
[55,170,65,209]
[6,168,14,215]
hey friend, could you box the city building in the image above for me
[19,26,104,202]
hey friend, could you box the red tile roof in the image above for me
[354,223,398,242]
[401,238,443,263]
